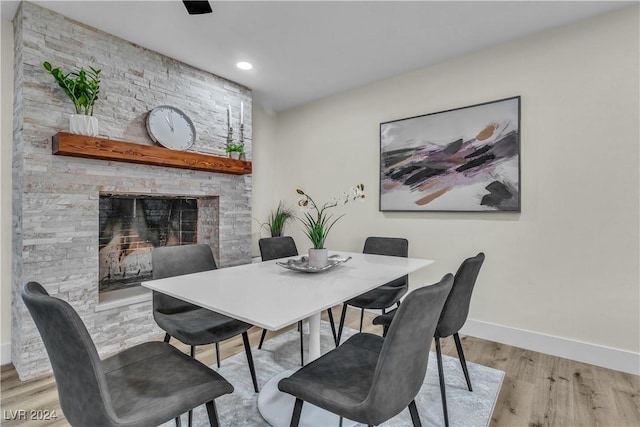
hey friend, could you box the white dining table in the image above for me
[142,250,433,426]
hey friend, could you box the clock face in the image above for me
[146,105,196,150]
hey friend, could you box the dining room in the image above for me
[1,1,639,426]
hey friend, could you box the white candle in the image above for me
[240,102,244,124]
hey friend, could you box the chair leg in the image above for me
[258,329,268,349]
[190,346,195,358]
[408,400,422,427]
[453,333,473,392]
[435,337,449,427]
[382,325,389,338]
[215,342,221,368]
[336,303,347,346]
[242,332,259,392]
[299,321,304,366]
[359,308,364,332]
[175,416,181,427]
[326,308,338,346]
[206,401,220,427]
[188,410,193,427]
[164,333,171,343]
[290,398,304,427]
[397,301,401,308]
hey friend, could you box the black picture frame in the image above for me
[379,96,521,212]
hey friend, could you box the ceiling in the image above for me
[1,1,634,112]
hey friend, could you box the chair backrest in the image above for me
[21,282,118,426]
[363,236,408,288]
[362,236,408,257]
[364,274,454,425]
[152,244,217,314]
[436,252,485,338]
[259,236,298,261]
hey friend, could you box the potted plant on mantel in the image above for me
[226,142,244,160]
[296,184,365,268]
[43,61,101,137]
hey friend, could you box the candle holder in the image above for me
[227,124,234,148]
[225,104,246,160]
[226,123,245,160]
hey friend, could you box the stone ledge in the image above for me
[96,286,152,312]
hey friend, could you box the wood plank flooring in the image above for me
[1,307,639,426]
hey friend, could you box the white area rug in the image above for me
[164,322,504,427]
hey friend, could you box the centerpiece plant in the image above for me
[296,184,365,267]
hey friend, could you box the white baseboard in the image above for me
[1,342,10,366]
[460,319,640,376]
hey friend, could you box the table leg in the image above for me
[308,311,321,362]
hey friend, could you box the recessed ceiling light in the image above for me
[236,61,253,71]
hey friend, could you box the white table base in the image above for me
[307,312,321,361]
[257,368,357,427]
[258,312,356,427]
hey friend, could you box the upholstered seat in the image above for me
[151,244,259,396]
[279,274,454,427]
[373,252,485,427]
[154,308,252,346]
[22,282,233,427]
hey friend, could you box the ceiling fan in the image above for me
[182,1,213,15]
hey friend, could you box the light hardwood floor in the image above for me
[1,307,639,426]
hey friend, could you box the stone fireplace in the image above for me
[12,3,252,380]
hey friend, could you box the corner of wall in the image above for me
[1,16,16,363]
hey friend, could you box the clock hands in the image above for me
[165,114,174,132]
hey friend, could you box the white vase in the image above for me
[308,248,328,268]
[69,114,99,137]
[229,152,241,160]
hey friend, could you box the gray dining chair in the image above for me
[257,236,337,364]
[278,274,454,427]
[373,252,485,427]
[21,281,233,427]
[151,245,259,386]
[336,236,408,345]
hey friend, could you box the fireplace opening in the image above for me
[98,194,198,294]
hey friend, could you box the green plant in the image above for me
[265,202,294,237]
[43,61,101,115]
[296,184,365,249]
[226,143,244,153]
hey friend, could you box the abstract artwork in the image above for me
[380,96,521,212]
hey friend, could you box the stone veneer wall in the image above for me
[12,3,252,380]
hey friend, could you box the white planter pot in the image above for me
[69,114,99,137]
[228,152,241,160]
[308,248,328,268]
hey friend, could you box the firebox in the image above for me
[98,194,199,293]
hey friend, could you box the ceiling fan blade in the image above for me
[183,1,213,15]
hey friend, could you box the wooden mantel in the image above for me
[52,132,252,175]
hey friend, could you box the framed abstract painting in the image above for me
[379,96,521,212]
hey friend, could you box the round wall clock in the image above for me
[146,105,196,150]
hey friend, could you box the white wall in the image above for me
[252,7,639,372]
[1,19,14,364]
[251,105,280,256]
